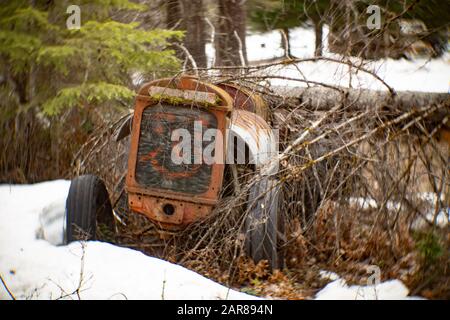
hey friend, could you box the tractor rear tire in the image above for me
[65,175,114,243]
[244,178,284,270]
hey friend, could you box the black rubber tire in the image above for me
[65,175,114,243]
[244,178,284,270]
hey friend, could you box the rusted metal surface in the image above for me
[148,86,218,105]
[135,104,217,195]
[114,113,133,142]
[138,77,233,111]
[228,109,278,175]
[440,128,450,147]
[125,76,280,236]
[128,193,211,229]
[218,83,269,120]
[126,76,232,230]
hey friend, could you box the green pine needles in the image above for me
[0,0,183,115]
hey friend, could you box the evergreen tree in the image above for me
[0,0,183,115]
[0,0,183,182]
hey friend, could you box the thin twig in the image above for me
[0,274,16,300]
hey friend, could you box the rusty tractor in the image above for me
[65,76,283,269]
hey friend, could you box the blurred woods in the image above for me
[255,0,449,59]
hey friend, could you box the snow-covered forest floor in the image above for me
[0,180,423,300]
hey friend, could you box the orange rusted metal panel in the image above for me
[228,109,278,173]
[439,127,450,146]
[126,76,233,230]
[218,83,269,120]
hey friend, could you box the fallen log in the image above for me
[272,86,448,111]
[266,86,450,130]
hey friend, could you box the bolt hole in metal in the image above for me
[163,203,175,216]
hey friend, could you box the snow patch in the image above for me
[0,181,256,300]
[315,278,421,300]
[348,196,449,229]
[36,196,67,246]
[0,180,426,300]
[319,270,340,281]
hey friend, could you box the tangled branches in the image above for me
[75,62,449,297]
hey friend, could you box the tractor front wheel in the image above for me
[65,175,114,243]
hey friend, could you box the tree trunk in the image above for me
[166,0,185,60]
[180,0,207,68]
[271,86,449,124]
[166,0,183,29]
[11,72,28,104]
[280,28,292,58]
[216,0,247,66]
[313,18,323,57]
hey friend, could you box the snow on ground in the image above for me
[348,196,449,229]
[243,26,450,93]
[246,30,284,62]
[246,26,318,62]
[315,278,423,300]
[0,181,256,300]
[317,270,424,300]
[266,53,450,93]
[0,180,423,300]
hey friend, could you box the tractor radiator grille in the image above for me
[135,104,217,195]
